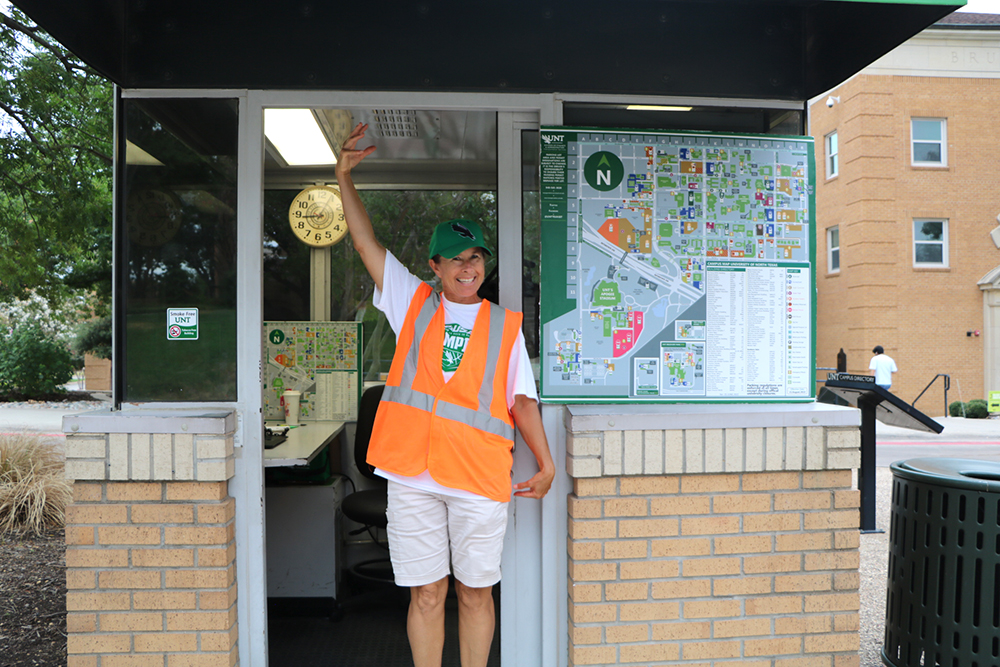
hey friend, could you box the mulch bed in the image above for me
[0,528,66,667]
[0,391,104,666]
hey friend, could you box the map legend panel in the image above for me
[540,128,816,403]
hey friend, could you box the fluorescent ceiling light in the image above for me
[264,108,337,166]
[125,140,164,165]
[626,105,693,112]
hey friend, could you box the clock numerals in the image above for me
[288,185,348,248]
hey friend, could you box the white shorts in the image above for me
[385,480,509,588]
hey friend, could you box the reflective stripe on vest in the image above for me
[380,290,515,442]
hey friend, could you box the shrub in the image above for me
[948,400,966,417]
[73,315,112,360]
[965,399,989,419]
[0,323,75,397]
[0,435,72,534]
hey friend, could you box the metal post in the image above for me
[857,393,881,533]
[943,374,950,417]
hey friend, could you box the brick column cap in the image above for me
[563,402,859,433]
[64,409,236,435]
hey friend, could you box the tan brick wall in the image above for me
[812,72,1000,413]
[65,432,235,483]
[568,471,860,666]
[65,480,238,667]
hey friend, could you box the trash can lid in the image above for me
[891,457,1000,493]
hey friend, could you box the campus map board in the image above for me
[263,321,362,421]
[539,127,816,402]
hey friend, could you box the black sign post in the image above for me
[821,374,943,532]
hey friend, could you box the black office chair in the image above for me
[340,384,394,584]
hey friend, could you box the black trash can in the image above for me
[883,458,1000,667]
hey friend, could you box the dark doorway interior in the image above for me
[267,579,500,667]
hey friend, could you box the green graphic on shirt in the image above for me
[442,323,472,373]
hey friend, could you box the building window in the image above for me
[911,118,946,166]
[913,219,948,267]
[825,131,838,178]
[827,226,840,273]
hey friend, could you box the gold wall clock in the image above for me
[126,188,182,246]
[288,185,348,247]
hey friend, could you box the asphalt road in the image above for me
[875,415,1000,465]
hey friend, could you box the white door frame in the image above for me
[496,108,570,667]
[240,90,562,667]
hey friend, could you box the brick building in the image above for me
[810,12,1000,415]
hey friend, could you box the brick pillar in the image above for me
[62,411,238,667]
[564,406,862,667]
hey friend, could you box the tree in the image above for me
[0,7,112,321]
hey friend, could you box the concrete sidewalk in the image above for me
[0,400,108,436]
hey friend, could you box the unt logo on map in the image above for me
[584,151,624,192]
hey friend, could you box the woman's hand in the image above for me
[335,122,376,178]
[510,394,555,500]
[513,465,555,499]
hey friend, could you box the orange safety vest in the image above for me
[366,282,524,502]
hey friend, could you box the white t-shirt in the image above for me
[372,250,537,498]
[869,354,898,386]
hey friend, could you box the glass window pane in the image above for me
[827,132,837,154]
[263,190,311,322]
[915,243,943,264]
[915,221,943,241]
[831,248,839,271]
[122,98,239,401]
[913,143,941,163]
[829,228,839,247]
[912,120,941,142]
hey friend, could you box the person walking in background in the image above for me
[869,345,898,391]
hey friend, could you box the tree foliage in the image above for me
[0,7,112,313]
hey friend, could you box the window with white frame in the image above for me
[913,219,948,267]
[827,226,840,273]
[911,118,946,166]
[825,131,838,178]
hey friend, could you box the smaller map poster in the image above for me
[263,321,362,421]
[540,127,815,402]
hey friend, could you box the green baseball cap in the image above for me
[428,219,493,259]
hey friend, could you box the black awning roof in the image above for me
[11,0,960,101]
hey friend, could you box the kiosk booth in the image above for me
[10,1,963,665]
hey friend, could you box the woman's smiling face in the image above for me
[429,246,486,304]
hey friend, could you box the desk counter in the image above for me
[263,420,346,467]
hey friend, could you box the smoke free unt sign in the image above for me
[166,308,199,340]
